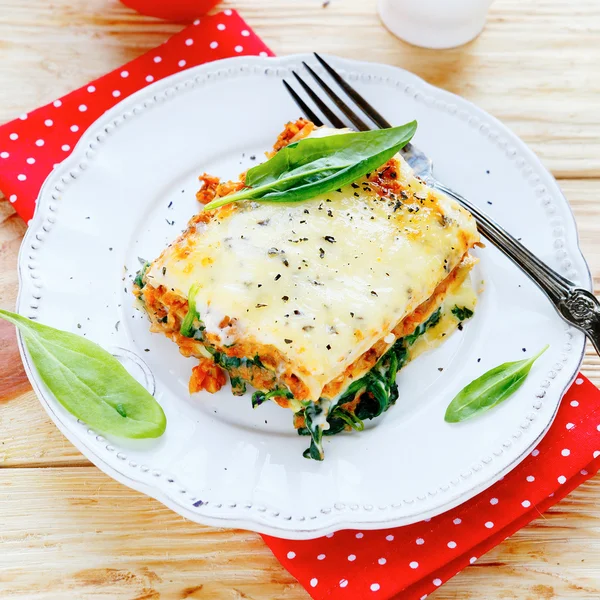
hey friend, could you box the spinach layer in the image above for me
[297,307,444,460]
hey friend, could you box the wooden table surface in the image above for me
[1,0,600,598]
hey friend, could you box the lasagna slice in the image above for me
[134,121,480,459]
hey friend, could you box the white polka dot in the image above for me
[26,157,35,164]
[210,41,218,49]
[490,498,498,505]
[146,75,154,83]
[581,469,589,476]
[566,423,575,430]
[526,475,535,482]
[121,70,129,78]
[409,561,419,569]
[385,534,394,541]
[78,104,87,112]
[576,377,583,385]
[561,448,571,456]
[27,219,33,226]
[112,90,121,98]
[532,448,540,456]
[9,133,18,140]
[87,85,96,93]
[558,475,566,484]
[17,174,26,181]
[594,451,600,459]
[35,139,44,147]
[224,8,232,15]
[416,538,424,545]
[348,554,356,561]
[19,113,27,120]
[447,541,457,549]
[469,556,477,564]
[378,557,386,565]
[570,400,579,407]
[217,23,226,30]
[287,551,295,559]
[53,100,62,107]
[0,151,8,158]
[241,29,250,37]
[317,553,326,560]
[370,583,380,592]
[340,579,348,588]
[153,56,162,63]
[178,60,186,68]
[310,578,318,588]
[44,119,53,127]
[61,144,70,152]
[235,45,244,53]
[325,533,334,538]
[193,19,200,25]
[453,518,462,525]
[70,125,79,132]
[433,579,442,587]
[485,521,494,529]
[522,500,531,508]
[185,38,194,46]
[420,596,427,600]
[9,194,17,203]
[259,51,269,57]
[356,532,363,539]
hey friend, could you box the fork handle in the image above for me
[559,288,600,356]
[433,181,600,354]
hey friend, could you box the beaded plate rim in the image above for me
[15,54,591,539]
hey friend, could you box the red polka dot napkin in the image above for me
[1,12,599,600]
[265,375,600,599]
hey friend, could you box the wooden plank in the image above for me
[1,0,600,597]
[0,468,305,600]
[0,0,598,177]
[2,467,600,599]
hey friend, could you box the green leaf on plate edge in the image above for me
[0,309,166,439]
[444,345,549,423]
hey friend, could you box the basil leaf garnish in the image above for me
[444,345,549,423]
[204,123,417,210]
[0,309,166,439]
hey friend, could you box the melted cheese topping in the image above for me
[146,154,478,400]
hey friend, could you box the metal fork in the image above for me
[283,53,600,355]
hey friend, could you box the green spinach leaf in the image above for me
[0,309,166,439]
[302,401,325,461]
[451,305,474,321]
[252,388,293,409]
[204,123,417,210]
[133,261,150,289]
[180,284,203,338]
[444,345,549,423]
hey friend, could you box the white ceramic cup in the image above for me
[378,0,494,49]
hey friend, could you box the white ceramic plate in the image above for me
[17,54,590,539]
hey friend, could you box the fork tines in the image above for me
[285,53,382,132]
